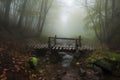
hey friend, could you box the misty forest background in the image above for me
[0,0,120,50]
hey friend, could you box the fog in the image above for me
[42,0,89,38]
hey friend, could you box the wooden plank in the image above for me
[49,37,79,40]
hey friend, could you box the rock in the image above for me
[93,59,112,72]
[93,65,103,78]
[79,68,85,76]
[83,69,100,80]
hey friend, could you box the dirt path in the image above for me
[61,68,81,80]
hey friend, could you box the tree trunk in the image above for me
[104,0,108,42]
[112,0,115,19]
[4,0,12,24]
[17,0,27,27]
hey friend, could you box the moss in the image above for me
[86,50,120,64]
[99,59,112,66]
[31,57,38,66]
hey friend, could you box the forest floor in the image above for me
[0,40,120,80]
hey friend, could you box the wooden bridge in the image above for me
[28,35,97,53]
[48,35,81,52]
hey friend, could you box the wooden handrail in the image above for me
[49,37,80,40]
[48,35,82,50]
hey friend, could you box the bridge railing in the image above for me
[48,35,82,51]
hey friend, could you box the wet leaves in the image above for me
[14,65,21,72]
[0,69,8,80]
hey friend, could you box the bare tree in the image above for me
[84,0,120,49]
[37,0,53,36]
[0,0,53,39]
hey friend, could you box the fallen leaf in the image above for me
[14,65,20,71]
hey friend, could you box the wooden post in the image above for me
[48,37,51,48]
[79,36,81,47]
[75,39,78,50]
[54,35,56,46]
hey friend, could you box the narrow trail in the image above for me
[62,69,81,80]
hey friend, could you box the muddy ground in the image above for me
[0,40,120,80]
